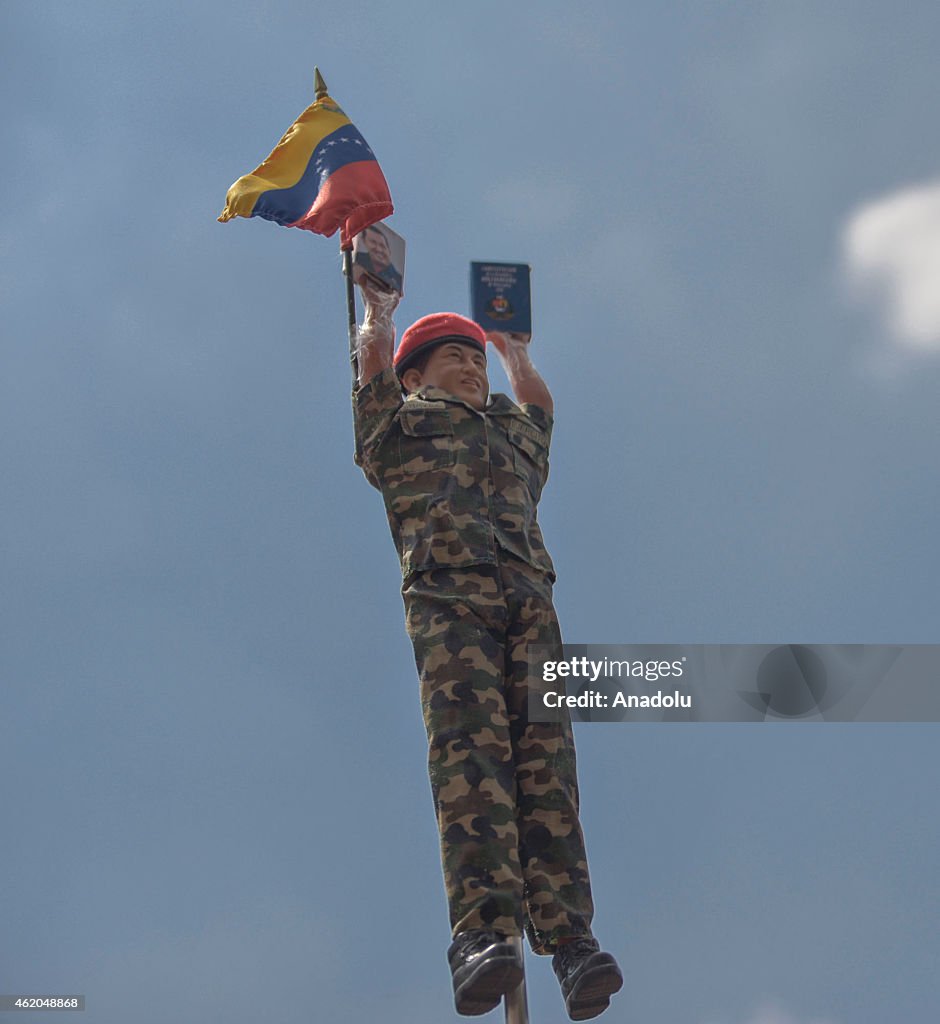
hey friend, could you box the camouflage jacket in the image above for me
[353,367,556,583]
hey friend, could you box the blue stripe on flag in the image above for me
[252,126,377,225]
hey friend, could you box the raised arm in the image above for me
[356,280,400,388]
[486,331,554,416]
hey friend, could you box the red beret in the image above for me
[394,312,487,377]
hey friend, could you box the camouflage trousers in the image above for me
[402,555,595,955]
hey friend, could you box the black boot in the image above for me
[448,929,524,1016]
[552,937,623,1021]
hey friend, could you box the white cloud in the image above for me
[739,1003,839,1024]
[701,1003,840,1024]
[842,179,940,351]
[483,176,579,229]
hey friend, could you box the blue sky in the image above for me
[2,3,938,1022]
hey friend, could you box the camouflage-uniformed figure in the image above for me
[352,285,622,1020]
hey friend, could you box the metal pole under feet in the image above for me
[503,935,529,1024]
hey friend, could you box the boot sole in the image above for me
[454,952,525,1016]
[565,957,624,1021]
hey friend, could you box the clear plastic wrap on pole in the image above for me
[355,281,400,386]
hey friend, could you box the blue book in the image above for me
[470,261,531,335]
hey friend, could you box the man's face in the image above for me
[411,341,489,410]
[364,227,391,270]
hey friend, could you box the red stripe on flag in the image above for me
[290,161,393,247]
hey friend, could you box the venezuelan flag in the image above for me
[218,94,393,248]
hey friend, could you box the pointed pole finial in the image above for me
[314,67,328,100]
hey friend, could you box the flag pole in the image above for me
[314,65,328,100]
[503,937,530,1024]
[314,66,360,390]
[343,243,358,391]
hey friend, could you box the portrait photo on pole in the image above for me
[352,220,406,296]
